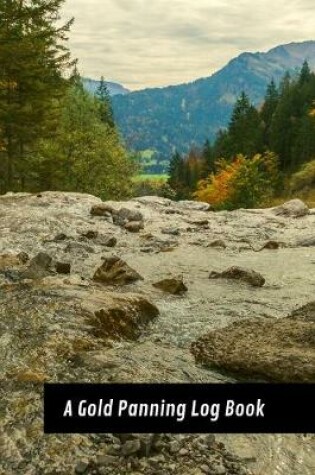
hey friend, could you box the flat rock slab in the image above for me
[191,302,315,382]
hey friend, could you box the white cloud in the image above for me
[61,0,315,89]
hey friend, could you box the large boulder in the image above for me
[83,292,159,340]
[191,302,315,382]
[272,199,309,217]
[93,256,143,285]
[209,266,265,287]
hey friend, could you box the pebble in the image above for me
[179,448,189,456]
[96,454,118,466]
[75,461,89,474]
[162,227,180,236]
[200,464,210,474]
[122,439,141,456]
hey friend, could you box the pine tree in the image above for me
[261,79,279,148]
[299,60,311,86]
[168,151,185,198]
[96,76,115,128]
[227,92,263,157]
[0,0,74,193]
[202,139,216,174]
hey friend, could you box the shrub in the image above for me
[290,160,315,193]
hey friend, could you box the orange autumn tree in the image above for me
[194,152,279,210]
[194,157,239,206]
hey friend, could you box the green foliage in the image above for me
[33,82,136,199]
[269,64,315,171]
[290,160,315,193]
[209,63,315,176]
[132,176,176,199]
[228,152,279,209]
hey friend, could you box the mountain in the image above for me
[82,77,130,96]
[111,41,315,163]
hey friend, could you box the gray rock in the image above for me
[55,261,71,274]
[272,199,309,217]
[75,461,89,474]
[65,242,95,253]
[169,441,180,454]
[209,266,265,287]
[257,240,283,250]
[96,454,118,466]
[118,207,143,223]
[17,252,29,264]
[51,233,68,242]
[121,439,141,456]
[177,200,211,211]
[213,464,226,475]
[191,301,315,382]
[162,227,180,236]
[125,221,144,233]
[153,277,188,295]
[140,247,155,253]
[295,235,315,247]
[200,465,211,474]
[21,252,52,279]
[179,448,189,456]
[29,252,52,269]
[107,444,121,455]
[91,203,115,216]
[97,236,117,248]
[85,292,159,340]
[93,256,143,285]
[205,434,216,448]
[81,230,99,239]
[207,240,227,249]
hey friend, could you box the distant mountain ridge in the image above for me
[82,77,129,96]
[110,41,315,160]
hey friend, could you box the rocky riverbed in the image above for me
[0,192,314,474]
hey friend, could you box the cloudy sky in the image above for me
[61,0,315,90]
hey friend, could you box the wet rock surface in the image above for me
[0,192,314,475]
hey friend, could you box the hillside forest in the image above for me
[166,64,315,209]
[0,0,314,210]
